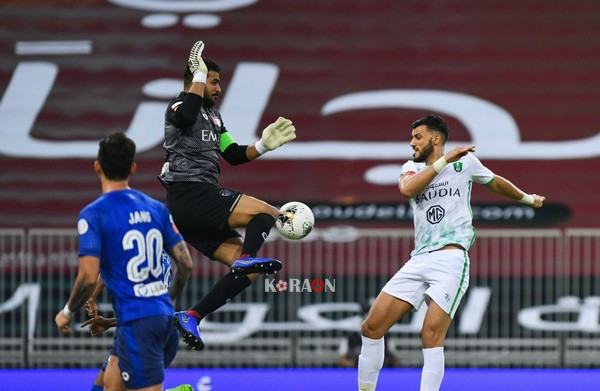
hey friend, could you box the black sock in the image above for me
[242,213,275,257]
[191,273,252,318]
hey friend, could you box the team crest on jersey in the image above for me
[77,218,88,235]
[453,162,463,172]
[202,113,209,120]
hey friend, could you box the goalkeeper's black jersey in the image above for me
[159,92,227,186]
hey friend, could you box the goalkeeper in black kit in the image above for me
[159,40,296,350]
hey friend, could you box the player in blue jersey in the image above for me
[55,132,194,391]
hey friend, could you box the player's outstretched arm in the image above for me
[167,241,193,303]
[55,256,100,334]
[399,145,475,198]
[486,174,545,208]
[167,40,207,129]
[220,116,296,164]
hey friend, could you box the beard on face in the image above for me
[413,139,434,162]
[202,95,216,108]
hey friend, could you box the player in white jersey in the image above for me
[357,115,545,391]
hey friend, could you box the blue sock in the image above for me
[91,385,103,391]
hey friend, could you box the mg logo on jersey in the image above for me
[453,162,463,172]
[427,205,445,224]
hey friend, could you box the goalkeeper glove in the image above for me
[255,117,296,154]
[188,40,208,84]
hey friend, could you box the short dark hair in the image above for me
[183,58,221,87]
[97,132,136,180]
[411,114,449,142]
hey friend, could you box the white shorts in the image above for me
[381,249,470,318]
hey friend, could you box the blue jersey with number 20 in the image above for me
[77,189,184,324]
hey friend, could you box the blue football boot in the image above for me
[231,256,282,275]
[173,311,204,351]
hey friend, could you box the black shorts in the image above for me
[166,182,242,258]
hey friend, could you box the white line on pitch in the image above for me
[15,40,93,55]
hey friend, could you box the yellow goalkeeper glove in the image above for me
[188,40,208,84]
[255,117,296,154]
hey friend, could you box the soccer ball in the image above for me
[276,201,315,240]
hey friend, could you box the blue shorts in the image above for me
[113,315,179,389]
